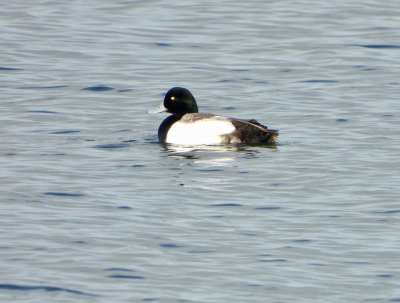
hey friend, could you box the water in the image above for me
[1,1,400,302]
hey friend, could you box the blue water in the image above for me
[1,1,400,302]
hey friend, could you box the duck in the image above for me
[148,87,278,145]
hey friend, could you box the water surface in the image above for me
[1,1,400,302]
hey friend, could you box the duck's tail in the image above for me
[228,118,279,144]
[268,129,279,143]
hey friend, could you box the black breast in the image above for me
[158,115,179,142]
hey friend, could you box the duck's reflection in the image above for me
[162,142,277,159]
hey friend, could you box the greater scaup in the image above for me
[148,87,279,145]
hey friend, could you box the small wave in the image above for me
[50,130,80,134]
[43,192,85,197]
[154,42,173,47]
[20,85,68,89]
[0,66,23,70]
[28,110,58,114]
[93,143,130,149]
[82,85,114,92]
[107,274,145,279]
[104,268,135,272]
[118,206,132,209]
[254,206,281,210]
[217,79,236,82]
[210,203,242,207]
[0,283,99,297]
[300,79,338,83]
[159,243,182,248]
[359,44,400,49]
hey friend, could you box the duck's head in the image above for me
[148,87,199,118]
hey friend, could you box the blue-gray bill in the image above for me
[148,102,167,114]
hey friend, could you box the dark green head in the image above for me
[163,87,199,118]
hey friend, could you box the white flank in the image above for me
[166,120,235,145]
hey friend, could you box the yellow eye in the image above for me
[171,96,175,100]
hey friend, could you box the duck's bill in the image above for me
[148,102,167,114]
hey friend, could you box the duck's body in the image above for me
[148,87,278,145]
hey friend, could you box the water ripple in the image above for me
[210,203,242,207]
[0,66,23,70]
[154,42,173,47]
[43,192,85,197]
[107,275,145,279]
[19,85,68,89]
[359,44,400,49]
[299,79,338,83]
[50,130,80,134]
[104,268,135,272]
[28,110,58,114]
[93,143,130,149]
[0,284,99,297]
[159,243,182,248]
[82,85,114,91]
